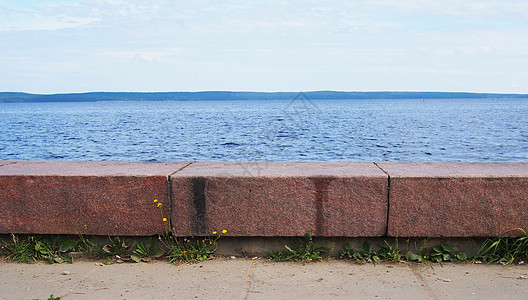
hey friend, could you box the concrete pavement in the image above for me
[1,258,527,299]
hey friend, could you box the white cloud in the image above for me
[0,0,170,31]
[1,0,527,93]
[361,0,528,19]
[99,48,182,64]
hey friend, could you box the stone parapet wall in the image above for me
[1,161,527,237]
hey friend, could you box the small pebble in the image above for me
[230,256,236,260]
[61,271,71,275]
[443,278,451,282]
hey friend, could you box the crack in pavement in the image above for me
[241,261,256,300]
[408,264,438,300]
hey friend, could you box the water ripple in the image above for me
[1,99,527,162]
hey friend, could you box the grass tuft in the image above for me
[474,228,528,265]
[268,231,330,262]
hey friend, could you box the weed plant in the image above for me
[102,236,129,257]
[153,199,224,263]
[429,244,468,262]
[164,237,216,263]
[340,241,380,263]
[131,237,164,262]
[1,235,41,263]
[1,234,77,263]
[76,233,106,259]
[269,231,330,262]
[474,228,528,264]
[379,240,403,261]
[340,240,405,263]
[339,239,467,264]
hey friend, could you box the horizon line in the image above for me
[3,90,528,96]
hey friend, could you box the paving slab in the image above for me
[1,259,527,300]
[0,161,191,235]
[377,162,528,237]
[246,260,425,299]
[170,161,388,237]
[0,259,248,300]
[410,263,528,300]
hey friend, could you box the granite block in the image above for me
[0,161,191,235]
[170,161,388,237]
[377,162,528,237]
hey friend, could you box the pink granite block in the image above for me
[0,161,191,235]
[170,161,388,237]
[378,162,528,237]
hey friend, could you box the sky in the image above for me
[0,0,527,94]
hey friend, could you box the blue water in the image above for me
[1,98,527,162]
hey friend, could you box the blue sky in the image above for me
[1,0,527,94]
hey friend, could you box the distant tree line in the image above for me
[0,91,527,103]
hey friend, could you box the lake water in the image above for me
[1,98,527,162]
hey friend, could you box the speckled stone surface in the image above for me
[0,161,191,235]
[0,161,17,167]
[170,161,388,237]
[377,162,528,237]
[3,161,526,238]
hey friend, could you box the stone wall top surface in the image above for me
[377,162,528,177]
[0,161,17,167]
[171,161,387,177]
[0,161,191,176]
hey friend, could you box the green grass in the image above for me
[1,235,77,263]
[474,228,528,264]
[131,237,164,262]
[164,237,217,263]
[3,227,528,266]
[339,238,468,264]
[1,233,222,264]
[268,231,330,262]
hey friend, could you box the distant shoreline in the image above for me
[1,91,528,103]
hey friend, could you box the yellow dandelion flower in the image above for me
[153,199,158,203]
[212,231,217,235]
[162,218,167,222]
[222,229,227,234]
[157,203,162,207]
